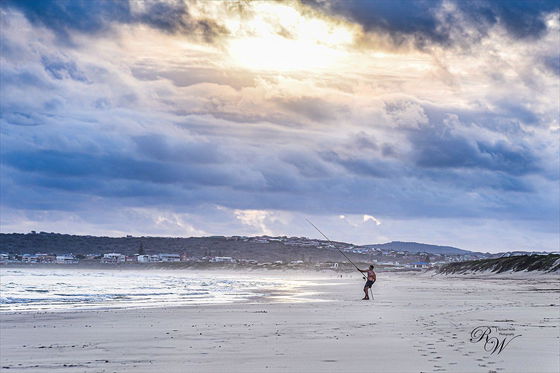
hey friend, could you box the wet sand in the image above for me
[1,271,558,372]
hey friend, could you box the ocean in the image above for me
[0,268,310,312]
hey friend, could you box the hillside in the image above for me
[437,254,560,274]
[362,241,475,255]
[0,233,372,264]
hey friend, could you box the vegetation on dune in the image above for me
[438,254,560,274]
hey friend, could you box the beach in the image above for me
[1,270,558,373]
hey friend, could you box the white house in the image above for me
[210,256,235,263]
[137,255,151,263]
[22,254,38,263]
[158,254,181,262]
[101,253,125,263]
[56,254,78,264]
[409,261,430,269]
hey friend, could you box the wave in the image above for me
[0,268,290,311]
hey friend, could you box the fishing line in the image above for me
[305,218,366,280]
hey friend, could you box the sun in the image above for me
[227,36,347,71]
[224,2,355,72]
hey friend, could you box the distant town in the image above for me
[0,232,556,271]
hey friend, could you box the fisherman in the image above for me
[359,265,376,300]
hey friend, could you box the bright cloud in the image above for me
[363,215,381,226]
[233,209,273,235]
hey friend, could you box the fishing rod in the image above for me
[305,218,366,280]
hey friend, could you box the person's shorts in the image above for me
[365,280,374,288]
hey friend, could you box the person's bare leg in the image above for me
[363,288,369,300]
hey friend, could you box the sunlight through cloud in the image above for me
[224,2,355,71]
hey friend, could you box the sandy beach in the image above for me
[1,271,558,373]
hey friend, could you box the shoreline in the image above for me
[1,271,559,372]
[0,268,340,314]
[0,262,416,273]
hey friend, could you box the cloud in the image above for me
[0,1,558,251]
[454,0,559,39]
[1,0,226,44]
[305,0,448,47]
[363,214,381,226]
[41,55,89,82]
[3,0,132,35]
[232,209,291,236]
[320,150,399,178]
[409,127,541,176]
[304,0,560,49]
[131,133,224,164]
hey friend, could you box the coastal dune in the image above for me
[1,271,558,372]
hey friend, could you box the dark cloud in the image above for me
[541,54,560,76]
[41,55,89,82]
[2,0,226,43]
[419,168,534,193]
[352,133,379,151]
[2,149,236,187]
[1,112,45,127]
[3,0,131,41]
[456,0,559,39]
[304,0,559,47]
[410,128,541,176]
[0,70,53,90]
[137,0,226,41]
[0,166,185,211]
[305,0,446,46]
[281,152,331,178]
[489,100,540,126]
[381,144,396,157]
[132,134,223,164]
[320,151,396,178]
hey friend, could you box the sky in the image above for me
[0,0,559,252]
